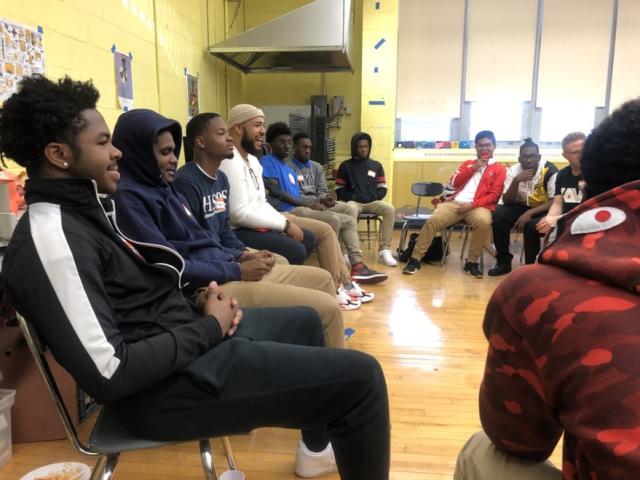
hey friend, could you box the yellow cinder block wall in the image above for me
[0,0,231,166]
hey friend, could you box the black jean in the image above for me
[234,228,316,265]
[492,204,544,265]
[118,306,390,480]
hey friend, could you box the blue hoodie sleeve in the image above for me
[113,189,242,287]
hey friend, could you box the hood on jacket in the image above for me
[112,109,182,187]
[540,179,640,293]
[350,132,372,160]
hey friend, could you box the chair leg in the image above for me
[91,453,119,480]
[440,230,452,267]
[222,436,238,471]
[89,455,107,480]
[199,439,218,480]
[367,218,371,249]
[460,228,470,260]
[398,221,409,255]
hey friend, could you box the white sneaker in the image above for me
[337,286,361,311]
[343,281,375,303]
[378,249,398,267]
[294,440,337,478]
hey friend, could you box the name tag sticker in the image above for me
[367,170,376,178]
[288,173,296,184]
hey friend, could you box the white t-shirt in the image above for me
[454,167,485,203]
[218,148,287,231]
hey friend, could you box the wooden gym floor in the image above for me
[0,231,561,479]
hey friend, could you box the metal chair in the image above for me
[441,222,474,266]
[397,182,444,254]
[358,212,381,248]
[16,313,238,480]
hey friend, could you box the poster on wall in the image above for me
[185,70,199,118]
[0,18,45,103]
[113,49,133,110]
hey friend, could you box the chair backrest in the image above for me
[410,182,444,215]
[16,313,97,456]
[411,182,444,198]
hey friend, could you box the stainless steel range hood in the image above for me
[208,0,353,73]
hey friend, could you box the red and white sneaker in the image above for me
[337,286,361,311]
[343,281,375,303]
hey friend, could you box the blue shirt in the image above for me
[260,153,301,212]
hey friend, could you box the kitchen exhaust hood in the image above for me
[208,0,353,73]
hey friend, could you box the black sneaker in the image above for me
[402,257,421,275]
[351,262,389,284]
[488,263,512,277]
[463,261,483,278]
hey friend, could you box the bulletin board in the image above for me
[0,18,44,103]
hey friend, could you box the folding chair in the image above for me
[397,182,444,254]
[16,313,238,480]
[358,212,381,249]
[441,222,474,266]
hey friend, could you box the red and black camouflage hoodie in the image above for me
[479,179,640,479]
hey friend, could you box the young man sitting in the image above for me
[488,138,558,275]
[109,108,346,345]
[455,98,640,480]
[0,75,390,480]
[288,131,388,284]
[402,130,506,278]
[220,106,370,310]
[218,104,315,266]
[536,131,586,236]
[335,132,397,267]
[261,122,386,287]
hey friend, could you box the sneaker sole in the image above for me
[465,271,483,279]
[351,274,388,285]
[349,294,374,303]
[402,269,419,275]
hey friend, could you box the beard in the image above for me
[241,131,260,156]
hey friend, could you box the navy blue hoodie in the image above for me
[111,109,241,291]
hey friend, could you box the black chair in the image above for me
[397,182,444,254]
[16,313,238,480]
[358,212,381,248]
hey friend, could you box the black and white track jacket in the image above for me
[2,178,223,404]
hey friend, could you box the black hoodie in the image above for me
[335,132,387,203]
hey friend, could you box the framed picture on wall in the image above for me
[186,71,199,118]
[113,50,133,110]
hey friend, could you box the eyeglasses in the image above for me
[564,149,581,156]
[476,143,494,149]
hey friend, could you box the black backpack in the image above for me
[399,233,446,264]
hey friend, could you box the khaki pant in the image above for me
[454,431,562,480]
[347,200,395,251]
[245,247,289,265]
[290,204,363,265]
[413,202,492,263]
[219,264,346,348]
[284,212,351,287]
